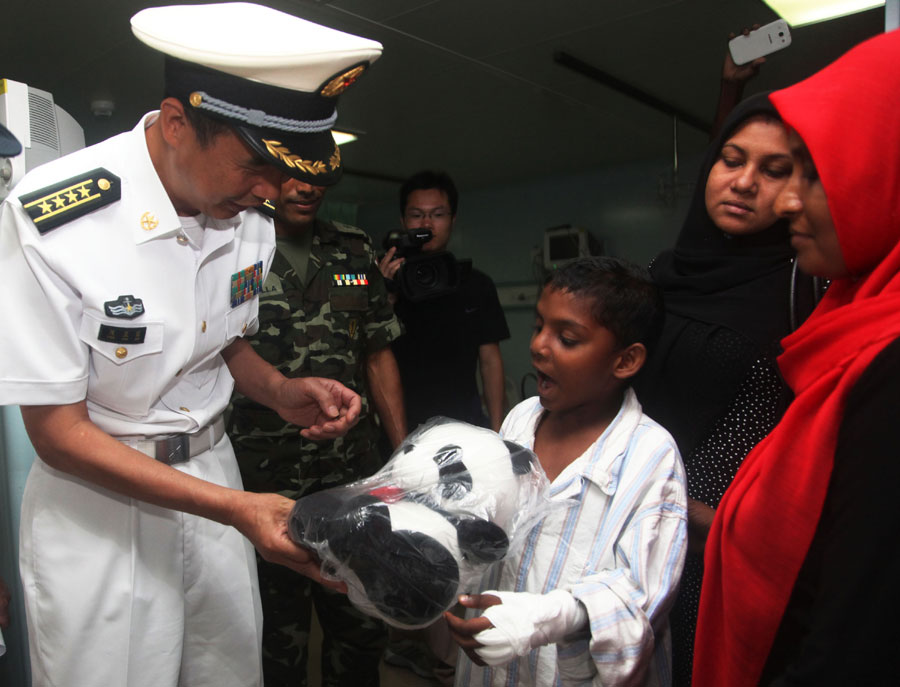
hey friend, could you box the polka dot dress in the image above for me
[670,357,787,687]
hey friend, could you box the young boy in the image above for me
[445,256,688,686]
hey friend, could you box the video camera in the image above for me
[383,229,460,302]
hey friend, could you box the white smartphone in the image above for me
[728,19,792,65]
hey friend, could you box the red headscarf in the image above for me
[693,29,900,687]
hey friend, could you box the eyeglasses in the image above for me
[403,209,452,222]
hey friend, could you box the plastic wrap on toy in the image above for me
[288,417,550,629]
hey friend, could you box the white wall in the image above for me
[357,153,702,407]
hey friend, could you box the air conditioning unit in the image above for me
[0,78,85,200]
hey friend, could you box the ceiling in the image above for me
[2,1,885,203]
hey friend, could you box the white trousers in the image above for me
[19,434,263,687]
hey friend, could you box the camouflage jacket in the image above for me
[228,219,402,496]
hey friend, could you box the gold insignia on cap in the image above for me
[189,92,203,107]
[140,212,159,231]
[262,139,327,175]
[320,65,366,98]
[329,145,341,172]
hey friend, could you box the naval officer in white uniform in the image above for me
[0,4,382,685]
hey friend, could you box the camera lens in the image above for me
[413,262,439,288]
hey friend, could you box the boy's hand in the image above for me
[446,590,588,667]
[444,593,503,666]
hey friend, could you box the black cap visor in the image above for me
[236,125,342,186]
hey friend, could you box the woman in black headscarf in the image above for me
[634,92,820,687]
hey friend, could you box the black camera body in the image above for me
[384,228,433,258]
[383,229,460,302]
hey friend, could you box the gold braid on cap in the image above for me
[329,145,341,171]
[263,140,328,175]
[263,140,342,174]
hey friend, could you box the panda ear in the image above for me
[505,440,534,475]
[433,444,462,465]
[455,518,510,563]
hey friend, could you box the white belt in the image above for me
[125,417,226,465]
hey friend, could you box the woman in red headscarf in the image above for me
[693,29,900,687]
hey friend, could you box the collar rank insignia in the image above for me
[231,261,263,308]
[257,199,276,218]
[332,273,368,286]
[104,295,145,319]
[18,168,121,235]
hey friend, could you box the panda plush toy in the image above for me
[289,419,548,629]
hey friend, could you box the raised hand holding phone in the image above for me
[729,19,791,66]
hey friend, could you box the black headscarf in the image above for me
[651,92,795,348]
[636,93,796,458]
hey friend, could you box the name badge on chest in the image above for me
[98,324,147,344]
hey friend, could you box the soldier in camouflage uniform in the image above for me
[228,178,407,687]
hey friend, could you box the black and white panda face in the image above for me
[289,419,546,630]
[389,420,534,526]
[430,443,472,500]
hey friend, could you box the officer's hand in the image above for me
[377,246,405,281]
[230,491,347,591]
[0,575,11,629]
[275,377,361,439]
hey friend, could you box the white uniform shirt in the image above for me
[0,113,275,437]
[456,390,688,687]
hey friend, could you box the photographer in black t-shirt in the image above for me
[378,170,510,431]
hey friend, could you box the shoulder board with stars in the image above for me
[18,168,121,235]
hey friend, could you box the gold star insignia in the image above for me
[39,200,53,214]
[52,196,66,209]
[66,190,78,203]
[78,185,91,199]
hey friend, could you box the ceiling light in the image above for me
[332,129,358,145]
[763,0,885,27]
